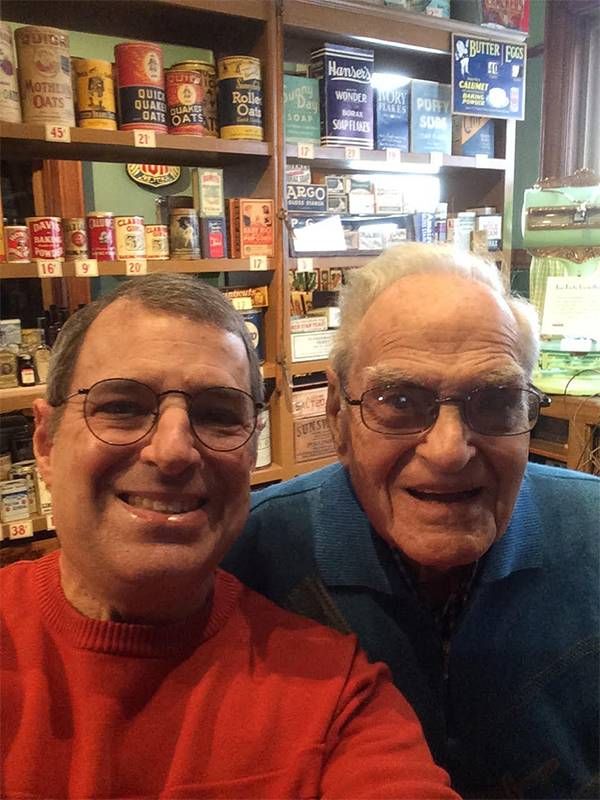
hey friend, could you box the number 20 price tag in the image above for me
[74,258,98,277]
[125,258,147,276]
[8,519,34,540]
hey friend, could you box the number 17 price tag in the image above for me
[249,255,268,271]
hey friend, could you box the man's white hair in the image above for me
[329,243,540,383]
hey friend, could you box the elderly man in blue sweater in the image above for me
[224,243,599,799]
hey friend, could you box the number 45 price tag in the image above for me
[45,124,71,143]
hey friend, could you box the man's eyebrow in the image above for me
[362,365,526,388]
[363,366,418,386]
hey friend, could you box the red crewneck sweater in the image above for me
[1,551,457,799]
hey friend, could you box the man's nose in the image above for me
[415,403,476,472]
[139,399,202,475]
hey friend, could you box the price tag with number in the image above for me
[249,255,267,271]
[475,153,489,168]
[429,151,444,168]
[344,146,361,161]
[46,514,55,531]
[36,260,63,278]
[386,148,401,164]
[133,130,156,148]
[232,297,253,311]
[297,142,314,160]
[297,257,314,272]
[45,124,71,143]
[8,519,34,540]
[74,258,98,277]
[125,258,148,275]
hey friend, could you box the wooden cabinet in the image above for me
[530,394,600,473]
[1,0,530,548]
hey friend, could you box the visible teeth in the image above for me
[125,495,200,514]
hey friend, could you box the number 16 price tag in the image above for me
[36,260,63,278]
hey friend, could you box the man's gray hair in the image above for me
[330,243,540,382]
[47,273,264,431]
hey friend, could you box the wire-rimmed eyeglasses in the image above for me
[344,382,551,437]
[53,378,264,451]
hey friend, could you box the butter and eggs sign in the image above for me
[452,34,526,121]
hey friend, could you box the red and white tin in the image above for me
[5,226,31,262]
[62,218,88,259]
[114,41,167,132]
[87,212,116,260]
[144,224,169,259]
[115,215,145,259]
[25,216,64,260]
[166,69,208,136]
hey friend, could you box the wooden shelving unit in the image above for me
[531,395,600,473]
[0,259,275,279]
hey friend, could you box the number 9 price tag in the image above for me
[36,260,63,278]
[74,258,98,277]
[8,519,34,540]
[125,258,148,276]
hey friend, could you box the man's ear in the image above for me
[326,368,349,463]
[33,399,55,488]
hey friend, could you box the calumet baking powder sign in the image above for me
[452,34,526,121]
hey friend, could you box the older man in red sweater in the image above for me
[1,274,458,800]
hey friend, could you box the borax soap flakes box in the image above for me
[284,75,320,143]
[410,80,451,155]
[309,42,374,149]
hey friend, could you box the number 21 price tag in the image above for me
[133,130,156,148]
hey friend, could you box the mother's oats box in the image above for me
[309,42,374,149]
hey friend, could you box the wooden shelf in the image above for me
[289,359,330,376]
[291,454,337,477]
[0,258,275,280]
[251,462,284,486]
[286,144,507,173]
[0,123,272,166]
[289,255,374,268]
[0,384,45,413]
[529,439,568,463]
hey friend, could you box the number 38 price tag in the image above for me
[8,519,34,540]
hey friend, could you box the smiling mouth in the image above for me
[407,488,482,503]
[119,494,205,514]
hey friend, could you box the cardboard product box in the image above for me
[292,385,329,418]
[294,415,336,463]
[286,164,312,184]
[309,42,374,149]
[306,306,341,328]
[290,315,329,333]
[374,78,410,151]
[327,193,349,214]
[284,75,320,143]
[291,329,336,362]
[410,80,452,155]
[35,469,53,515]
[284,62,310,76]
[192,168,224,218]
[228,198,274,258]
[452,116,495,157]
[374,188,405,214]
[451,0,529,32]
[221,285,269,309]
[325,175,346,193]
[199,217,228,259]
[287,183,328,213]
[348,192,376,216]
[455,211,477,251]
[476,213,503,250]
[384,0,450,17]
[413,211,436,243]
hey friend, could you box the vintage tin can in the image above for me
[15,25,75,126]
[165,68,209,136]
[170,60,217,137]
[72,57,117,130]
[62,217,88,259]
[0,22,22,123]
[169,209,200,259]
[217,55,263,141]
[5,226,31,262]
[0,478,30,523]
[255,408,272,469]
[144,224,169,259]
[115,41,167,132]
[25,216,64,260]
[115,215,145,259]
[241,308,265,363]
[87,212,116,260]
[9,461,38,515]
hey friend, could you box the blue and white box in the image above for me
[309,42,374,149]
[410,80,452,155]
[373,74,410,151]
[452,115,495,157]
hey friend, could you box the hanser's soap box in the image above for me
[410,80,451,154]
[452,115,494,157]
[374,76,410,151]
[284,75,320,143]
[309,42,374,149]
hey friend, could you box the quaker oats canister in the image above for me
[62,218,88,259]
[87,212,116,260]
[25,216,64,260]
[144,224,169,259]
[170,60,217,137]
[169,209,200,259]
[115,215,145,259]
[15,25,75,126]
[0,22,22,123]
[72,57,117,130]
[115,41,167,132]
[165,68,211,136]
[217,55,263,141]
